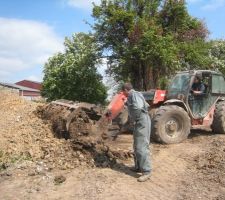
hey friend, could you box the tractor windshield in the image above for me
[167,73,191,99]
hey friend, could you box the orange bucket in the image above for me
[107,92,127,120]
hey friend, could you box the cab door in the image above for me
[188,73,217,118]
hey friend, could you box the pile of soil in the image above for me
[0,90,80,170]
[37,101,133,167]
[0,90,132,171]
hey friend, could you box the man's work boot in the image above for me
[137,172,151,182]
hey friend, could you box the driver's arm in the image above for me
[193,84,205,95]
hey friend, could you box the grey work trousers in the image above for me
[192,98,203,117]
[133,112,151,173]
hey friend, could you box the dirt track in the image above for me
[1,90,225,200]
[1,133,225,200]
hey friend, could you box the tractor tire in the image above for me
[152,105,191,144]
[211,101,225,134]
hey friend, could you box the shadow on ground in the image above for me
[188,128,215,139]
[111,162,140,178]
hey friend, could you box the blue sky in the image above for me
[0,0,224,83]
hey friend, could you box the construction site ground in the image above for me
[1,90,225,200]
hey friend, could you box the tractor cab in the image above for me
[166,70,225,119]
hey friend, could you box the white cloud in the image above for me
[0,17,64,82]
[202,0,225,11]
[66,0,101,10]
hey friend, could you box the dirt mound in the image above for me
[0,90,132,171]
[0,90,82,170]
[37,101,133,167]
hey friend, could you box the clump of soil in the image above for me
[36,101,103,139]
[54,175,66,185]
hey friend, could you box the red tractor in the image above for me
[108,70,225,144]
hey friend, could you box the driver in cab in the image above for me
[191,74,205,117]
[191,75,205,95]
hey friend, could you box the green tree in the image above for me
[160,0,210,69]
[92,0,210,90]
[209,40,225,74]
[42,33,107,104]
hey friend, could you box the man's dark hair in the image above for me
[122,82,133,91]
[195,74,202,82]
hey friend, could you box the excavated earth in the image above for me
[0,90,132,171]
[1,89,225,200]
[36,100,133,167]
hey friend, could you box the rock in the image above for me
[79,154,84,160]
[16,116,21,122]
[35,166,46,175]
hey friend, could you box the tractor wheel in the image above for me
[152,105,191,144]
[211,101,225,134]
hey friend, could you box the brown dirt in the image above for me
[179,134,225,199]
[0,90,132,170]
[36,101,133,167]
[1,90,225,200]
[0,90,85,170]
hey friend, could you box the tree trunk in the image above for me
[143,64,155,90]
[132,62,143,90]
[131,62,161,91]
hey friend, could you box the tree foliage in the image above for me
[209,40,225,75]
[93,0,210,90]
[42,33,107,104]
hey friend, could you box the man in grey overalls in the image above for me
[122,83,151,182]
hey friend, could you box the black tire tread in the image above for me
[152,105,191,144]
[211,101,225,134]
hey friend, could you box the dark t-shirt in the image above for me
[192,83,205,93]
